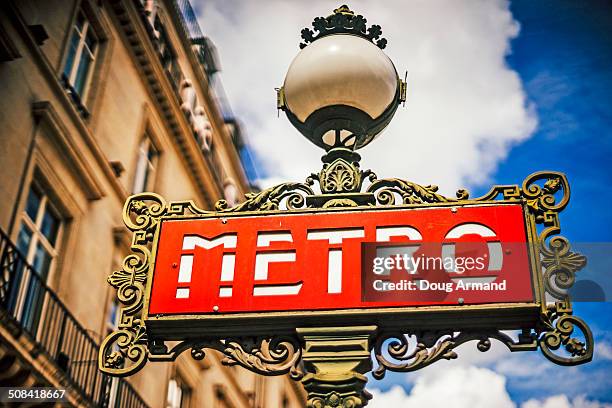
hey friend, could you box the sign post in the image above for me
[99,5,593,407]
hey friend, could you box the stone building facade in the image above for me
[0,0,304,406]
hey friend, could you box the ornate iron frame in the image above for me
[99,148,592,406]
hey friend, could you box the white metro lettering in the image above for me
[307,228,365,294]
[253,232,302,296]
[177,234,237,299]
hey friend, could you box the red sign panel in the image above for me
[147,204,534,316]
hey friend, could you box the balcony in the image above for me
[0,228,149,408]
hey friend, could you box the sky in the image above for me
[193,0,612,406]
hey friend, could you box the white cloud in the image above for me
[494,355,550,378]
[392,340,514,386]
[197,0,537,193]
[369,365,515,408]
[522,395,612,408]
[596,341,612,361]
[370,366,611,408]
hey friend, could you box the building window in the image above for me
[15,184,62,331]
[17,184,61,281]
[132,137,159,194]
[166,376,191,408]
[62,10,98,100]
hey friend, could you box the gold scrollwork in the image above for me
[475,171,587,299]
[372,330,537,379]
[147,335,304,379]
[220,336,304,380]
[215,182,315,212]
[99,326,147,377]
[367,178,469,205]
[538,302,593,365]
[315,157,371,194]
[541,236,587,299]
[516,173,587,302]
[99,193,210,376]
[321,158,358,193]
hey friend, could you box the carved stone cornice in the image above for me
[161,0,251,195]
[107,0,224,207]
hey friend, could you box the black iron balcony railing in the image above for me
[173,0,220,76]
[0,228,149,408]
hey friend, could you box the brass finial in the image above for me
[332,5,354,16]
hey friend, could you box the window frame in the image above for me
[18,183,63,280]
[12,182,65,331]
[62,10,99,101]
[59,1,111,118]
[13,154,81,293]
[132,135,160,194]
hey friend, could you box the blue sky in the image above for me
[198,0,612,406]
[478,0,612,243]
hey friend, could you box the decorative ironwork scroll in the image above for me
[99,148,592,386]
[372,329,538,379]
[149,335,304,380]
[299,5,388,50]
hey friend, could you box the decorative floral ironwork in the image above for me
[538,302,593,365]
[220,336,304,380]
[309,149,375,195]
[99,193,209,376]
[299,5,388,49]
[215,182,315,212]
[541,236,587,299]
[99,325,147,377]
[319,158,360,193]
[147,335,304,379]
[372,330,537,379]
[474,171,586,301]
[367,178,470,205]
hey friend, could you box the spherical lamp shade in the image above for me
[279,6,405,151]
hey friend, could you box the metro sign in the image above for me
[101,171,592,380]
[144,202,539,334]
